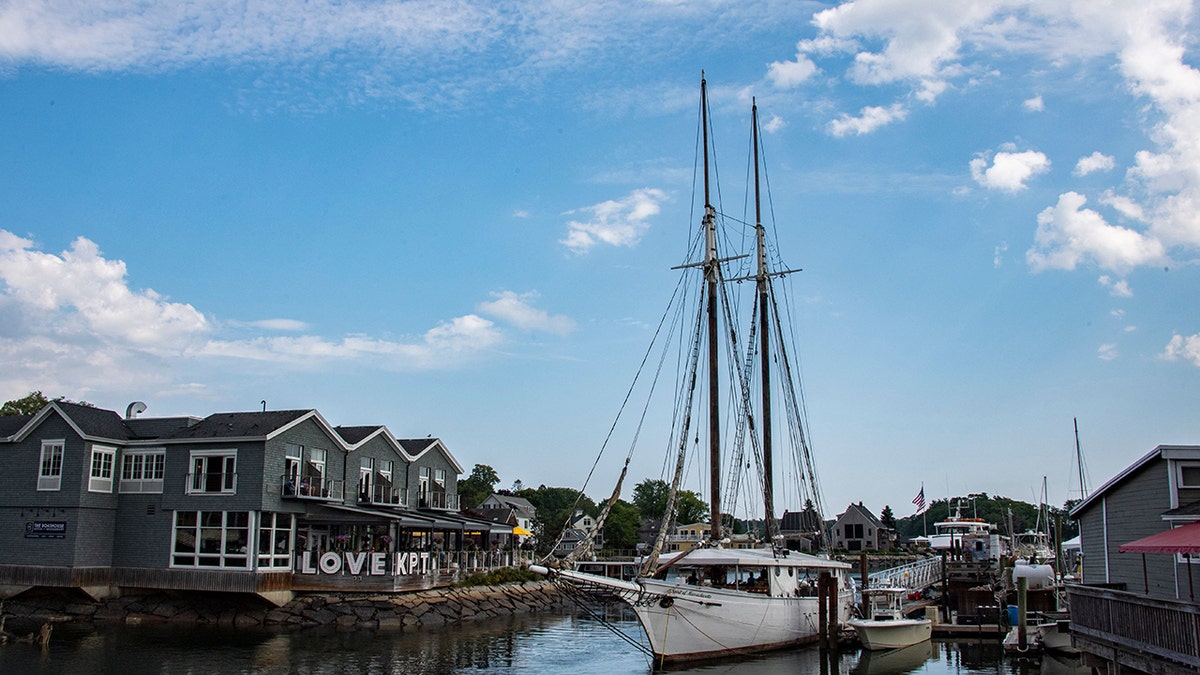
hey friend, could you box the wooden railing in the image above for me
[1068,583,1200,670]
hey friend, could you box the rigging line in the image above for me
[769,286,825,524]
[539,272,690,564]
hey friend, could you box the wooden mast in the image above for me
[753,99,778,544]
[701,73,723,543]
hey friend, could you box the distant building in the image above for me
[780,508,824,552]
[473,494,536,546]
[832,502,894,552]
[553,510,602,557]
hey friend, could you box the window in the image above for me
[88,445,116,493]
[172,511,250,568]
[434,468,446,487]
[121,450,165,493]
[419,466,430,501]
[360,457,374,500]
[1180,464,1200,489]
[188,450,237,494]
[285,443,302,483]
[379,460,393,486]
[307,448,326,483]
[38,440,65,491]
[258,512,294,569]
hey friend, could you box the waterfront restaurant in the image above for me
[0,401,519,605]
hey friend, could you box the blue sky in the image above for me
[2,1,1199,522]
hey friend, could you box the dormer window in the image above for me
[1179,464,1200,489]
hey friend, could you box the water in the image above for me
[0,608,1089,674]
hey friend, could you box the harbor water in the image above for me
[0,606,1089,674]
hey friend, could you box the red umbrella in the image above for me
[1118,521,1200,598]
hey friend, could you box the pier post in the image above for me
[1017,576,1027,650]
[859,553,869,615]
[818,571,829,649]
[827,573,839,647]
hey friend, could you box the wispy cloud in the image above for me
[0,230,516,397]
[1162,333,1200,367]
[560,188,667,254]
[478,290,576,336]
[827,103,907,137]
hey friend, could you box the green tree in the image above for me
[457,464,500,510]
[632,479,670,519]
[676,490,708,525]
[515,485,598,554]
[602,500,641,551]
[1,391,92,416]
[880,505,896,529]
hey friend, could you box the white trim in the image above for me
[186,449,238,495]
[120,448,165,494]
[88,444,117,493]
[1102,496,1110,584]
[37,439,65,491]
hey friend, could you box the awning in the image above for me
[513,526,533,536]
[1118,521,1200,554]
[308,504,459,529]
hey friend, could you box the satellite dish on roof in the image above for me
[125,401,147,419]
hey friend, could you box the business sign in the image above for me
[296,550,433,576]
[25,521,66,539]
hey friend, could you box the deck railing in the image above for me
[868,556,943,592]
[358,483,407,507]
[280,474,345,501]
[1068,583,1200,670]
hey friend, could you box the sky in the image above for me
[2,1,1200,523]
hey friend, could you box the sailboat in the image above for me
[531,74,854,665]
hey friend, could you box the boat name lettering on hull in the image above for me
[297,551,432,576]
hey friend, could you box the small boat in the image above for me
[848,587,932,651]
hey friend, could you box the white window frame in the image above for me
[285,443,302,483]
[187,449,238,495]
[38,440,65,491]
[257,512,295,570]
[171,510,251,569]
[120,449,166,494]
[307,448,326,483]
[88,444,116,493]
[434,468,446,487]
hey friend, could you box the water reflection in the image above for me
[0,607,1090,674]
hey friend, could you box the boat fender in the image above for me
[659,597,675,609]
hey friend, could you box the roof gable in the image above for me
[160,410,313,440]
[10,402,134,443]
[397,437,464,473]
[1070,445,1200,518]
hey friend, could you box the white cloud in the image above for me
[1097,343,1118,361]
[561,188,666,254]
[969,149,1050,192]
[993,241,1008,268]
[1162,333,1200,367]
[767,53,819,89]
[0,229,519,399]
[1074,152,1115,176]
[1097,275,1133,298]
[763,114,786,134]
[827,103,907,137]
[478,290,576,336]
[1023,95,1044,112]
[788,0,1200,274]
[1027,192,1165,273]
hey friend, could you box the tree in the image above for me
[602,500,641,551]
[457,464,500,510]
[880,505,896,529]
[515,485,598,554]
[632,479,670,519]
[1,391,92,416]
[631,479,708,525]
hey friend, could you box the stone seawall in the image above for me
[2,581,565,631]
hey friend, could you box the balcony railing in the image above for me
[186,472,237,494]
[358,483,407,507]
[280,475,344,501]
[418,491,459,511]
[1068,582,1200,671]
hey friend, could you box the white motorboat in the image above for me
[848,587,932,651]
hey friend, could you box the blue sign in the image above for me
[25,521,66,539]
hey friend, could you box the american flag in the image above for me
[912,486,926,512]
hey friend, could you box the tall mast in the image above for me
[1074,417,1088,501]
[753,99,777,544]
[701,73,723,542]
